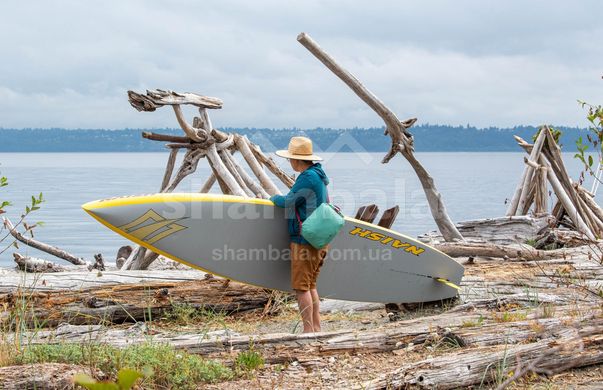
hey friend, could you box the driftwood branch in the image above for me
[142,132,191,143]
[160,148,179,192]
[128,89,223,111]
[172,104,206,142]
[235,135,281,195]
[2,217,86,265]
[297,32,463,242]
[206,143,247,196]
[249,142,295,188]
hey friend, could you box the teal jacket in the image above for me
[270,163,329,244]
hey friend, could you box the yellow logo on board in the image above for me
[119,210,187,244]
[349,226,425,256]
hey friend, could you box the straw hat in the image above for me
[275,136,322,161]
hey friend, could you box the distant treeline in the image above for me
[0,125,591,152]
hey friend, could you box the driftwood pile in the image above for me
[2,243,602,389]
[120,88,298,270]
[506,125,603,240]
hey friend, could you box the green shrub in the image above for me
[13,342,233,389]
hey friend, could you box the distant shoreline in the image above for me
[0,125,590,153]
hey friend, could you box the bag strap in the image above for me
[294,182,329,231]
[294,207,302,233]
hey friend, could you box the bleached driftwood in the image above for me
[219,150,255,197]
[507,129,547,216]
[206,143,246,196]
[418,216,552,246]
[297,32,463,242]
[160,147,179,192]
[0,268,209,292]
[128,89,223,111]
[235,135,281,196]
[13,253,65,273]
[512,130,603,239]
[433,241,585,260]
[2,217,86,266]
[249,142,295,188]
[359,325,603,390]
[124,88,298,269]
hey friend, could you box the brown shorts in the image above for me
[290,242,328,291]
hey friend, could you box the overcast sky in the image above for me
[0,1,601,130]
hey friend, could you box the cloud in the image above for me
[0,0,601,129]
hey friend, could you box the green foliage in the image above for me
[235,349,264,374]
[11,342,233,388]
[0,168,44,255]
[460,314,485,328]
[74,368,147,390]
[166,302,227,326]
[575,100,603,176]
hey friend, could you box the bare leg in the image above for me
[295,290,314,333]
[310,288,321,332]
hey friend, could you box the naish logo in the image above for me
[349,226,425,256]
[119,210,187,244]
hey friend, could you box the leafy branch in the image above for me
[575,100,603,182]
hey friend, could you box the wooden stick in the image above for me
[165,149,205,192]
[297,32,463,242]
[208,162,230,194]
[2,217,86,265]
[198,107,213,131]
[223,151,269,198]
[544,160,594,239]
[172,105,206,142]
[199,173,216,193]
[142,132,191,143]
[248,142,295,188]
[540,128,596,231]
[508,130,547,215]
[219,150,255,197]
[577,185,603,226]
[534,166,548,215]
[235,135,281,195]
[521,178,537,215]
[206,143,247,197]
[574,187,603,236]
[160,148,179,192]
[128,89,223,111]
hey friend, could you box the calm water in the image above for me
[0,152,599,267]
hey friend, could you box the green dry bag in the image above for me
[298,202,345,249]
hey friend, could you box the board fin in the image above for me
[436,278,460,290]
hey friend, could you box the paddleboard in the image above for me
[82,193,463,303]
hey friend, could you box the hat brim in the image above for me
[275,149,323,161]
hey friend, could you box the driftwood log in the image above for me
[360,324,603,390]
[12,253,65,273]
[0,278,270,328]
[297,32,463,242]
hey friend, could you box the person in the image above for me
[270,136,329,333]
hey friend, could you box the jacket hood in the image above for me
[308,162,329,185]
